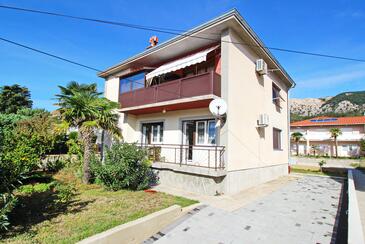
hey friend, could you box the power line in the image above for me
[0,35,196,99]
[1,4,365,63]
[0,36,101,72]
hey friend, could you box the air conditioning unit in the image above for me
[256,59,268,75]
[257,114,269,127]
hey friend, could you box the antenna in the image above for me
[209,98,227,117]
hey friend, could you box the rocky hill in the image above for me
[290,91,365,120]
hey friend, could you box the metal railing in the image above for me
[136,143,225,170]
[119,71,221,108]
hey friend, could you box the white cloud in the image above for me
[297,64,365,89]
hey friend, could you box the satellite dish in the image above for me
[209,98,227,117]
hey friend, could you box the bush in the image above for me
[17,183,52,195]
[318,160,326,171]
[91,143,157,191]
[43,158,66,172]
[54,183,75,203]
[0,193,17,231]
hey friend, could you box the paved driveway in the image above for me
[147,176,344,244]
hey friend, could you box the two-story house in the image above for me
[290,116,365,157]
[99,10,295,195]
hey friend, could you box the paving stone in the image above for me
[151,176,343,244]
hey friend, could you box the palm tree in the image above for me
[330,128,342,158]
[55,81,120,183]
[291,132,303,156]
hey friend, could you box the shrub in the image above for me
[91,143,157,191]
[0,193,17,231]
[318,160,326,171]
[17,183,53,195]
[54,183,75,203]
[43,158,66,172]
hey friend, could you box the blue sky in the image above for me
[0,0,364,111]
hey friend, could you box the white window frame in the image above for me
[195,120,216,146]
[151,124,163,144]
[196,121,207,145]
[141,122,163,144]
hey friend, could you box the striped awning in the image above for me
[146,45,219,83]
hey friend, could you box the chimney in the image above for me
[147,36,158,49]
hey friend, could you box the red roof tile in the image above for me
[291,116,365,127]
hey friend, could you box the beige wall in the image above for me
[122,108,212,144]
[104,76,119,103]
[221,28,289,172]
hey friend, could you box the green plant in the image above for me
[291,132,303,156]
[18,183,53,195]
[0,84,32,114]
[55,81,120,184]
[360,139,365,156]
[330,128,342,158]
[318,160,326,171]
[91,143,157,191]
[0,193,17,231]
[54,183,76,203]
[66,132,83,159]
[43,158,66,172]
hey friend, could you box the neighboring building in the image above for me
[290,116,365,157]
[99,10,295,195]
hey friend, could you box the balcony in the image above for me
[119,71,221,114]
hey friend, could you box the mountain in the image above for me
[290,91,365,121]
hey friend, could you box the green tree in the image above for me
[55,82,120,184]
[360,138,365,156]
[330,128,342,158]
[0,85,32,114]
[291,132,303,156]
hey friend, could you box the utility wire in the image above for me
[1,4,365,63]
[0,37,101,72]
[0,35,201,100]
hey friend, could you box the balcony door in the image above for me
[183,121,195,161]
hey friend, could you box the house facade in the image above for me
[290,116,365,157]
[99,10,295,195]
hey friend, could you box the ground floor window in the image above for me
[273,127,282,150]
[142,122,163,144]
[183,119,216,146]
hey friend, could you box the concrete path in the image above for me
[353,170,365,236]
[153,176,297,212]
[148,176,343,244]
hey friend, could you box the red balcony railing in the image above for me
[120,71,221,108]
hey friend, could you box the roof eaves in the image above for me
[98,9,296,88]
[98,9,237,78]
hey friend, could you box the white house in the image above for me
[99,10,295,195]
[291,116,365,157]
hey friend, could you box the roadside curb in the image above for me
[77,204,184,244]
[348,170,365,244]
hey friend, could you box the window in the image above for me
[207,121,216,144]
[197,121,206,145]
[142,122,163,144]
[273,128,282,150]
[120,72,145,94]
[272,83,281,107]
[195,120,216,145]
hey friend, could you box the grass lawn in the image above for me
[290,165,347,177]
[1,166,197,244]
